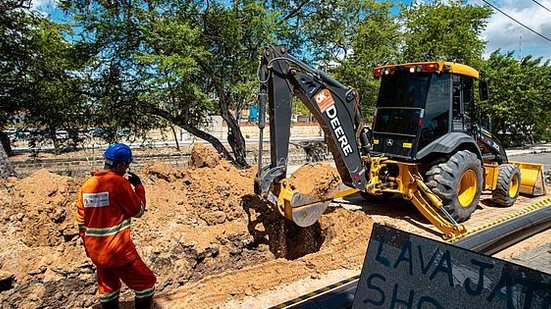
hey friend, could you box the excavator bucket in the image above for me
[274,180,329,227]
[275,180,358,227]
[510,161,546,196]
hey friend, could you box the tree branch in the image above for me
[145,106,235,162]
[282,0,312,21]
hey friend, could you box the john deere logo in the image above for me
[386,139,394,147]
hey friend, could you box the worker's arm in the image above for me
[133,184,146,218]
[118,173,146,218]
[75,188,86,239]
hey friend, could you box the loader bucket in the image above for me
[510,161,546,196]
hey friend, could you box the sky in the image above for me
[475,0,551,61]
[32,0,551,61]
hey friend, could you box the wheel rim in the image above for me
[508,173,520,198]
[458,169,477,207]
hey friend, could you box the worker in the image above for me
[76,143,156,309]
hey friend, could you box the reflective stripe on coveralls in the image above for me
[135,286,155,298]
[83,203,144,236]
[100,289,120,303]
[85,218,132,237]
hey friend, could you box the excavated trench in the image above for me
[0,144,374,308]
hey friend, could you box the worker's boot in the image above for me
[101,298,119,309]
[134,296,154,309]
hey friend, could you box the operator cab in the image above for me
[371,62,479,160]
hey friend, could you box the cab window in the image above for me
[419,74,451,148]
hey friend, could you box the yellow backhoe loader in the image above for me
[254,46,546,239]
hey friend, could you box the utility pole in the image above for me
[519,33,523,60]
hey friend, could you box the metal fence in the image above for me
[12,149,325,178]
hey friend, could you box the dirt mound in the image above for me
[12,169,80,247]
[190,144,221,168]
[154,208,374,309]
[142,161,185,182]
[187,155,251,225]
[0,156,372,309]
[0,170,91,308]
[289,163,341,199]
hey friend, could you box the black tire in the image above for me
[425,150,483,223]
[492,164,521,207]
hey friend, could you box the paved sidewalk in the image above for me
[506,143,551,157]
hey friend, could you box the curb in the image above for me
[506,147,551,157]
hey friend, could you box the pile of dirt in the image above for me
[156,208,374,309]
[0,145,373,308]
[0,170,92,308]
[289,163,341,199]
[183,145,254,225]
[15,170,80,247]
[189,143,221,168]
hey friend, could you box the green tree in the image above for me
[330,0,400,119]
[61,0,278,166]
[23,19,92,152]
[400,0,491,68]
[0,0,36,156]
[1,0,91,176]
[263,0,402,121]
[480,51,551,146]
[1,0,91,152]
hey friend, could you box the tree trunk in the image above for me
[171,126,180,151]
[0,131,12,156]
[197,59,249,168]
[211,80,248,167]
[181,122,234,161]
[224,117,248,167]
[0,142,16,179]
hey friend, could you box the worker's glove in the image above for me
[127,172,142,186]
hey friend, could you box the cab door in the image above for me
[452,75,474,133]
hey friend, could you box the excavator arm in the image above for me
[254,46,369,226]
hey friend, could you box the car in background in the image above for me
[117,128,131,138]
[55,130,69,139]
[3,128,16,139]
[14,129,30,140]
[89,128,107,138]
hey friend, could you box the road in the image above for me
[510,152,551,171]
[496,152,551,274]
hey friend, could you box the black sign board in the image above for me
[353,224,550,309]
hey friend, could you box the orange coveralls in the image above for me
[76,171,156,303]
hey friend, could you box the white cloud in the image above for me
[476,0,551,60]
[31,0,56,11]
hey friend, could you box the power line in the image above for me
[479,0,551,43]
[531,0,551,14]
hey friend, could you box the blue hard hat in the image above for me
[103,143,133,164]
